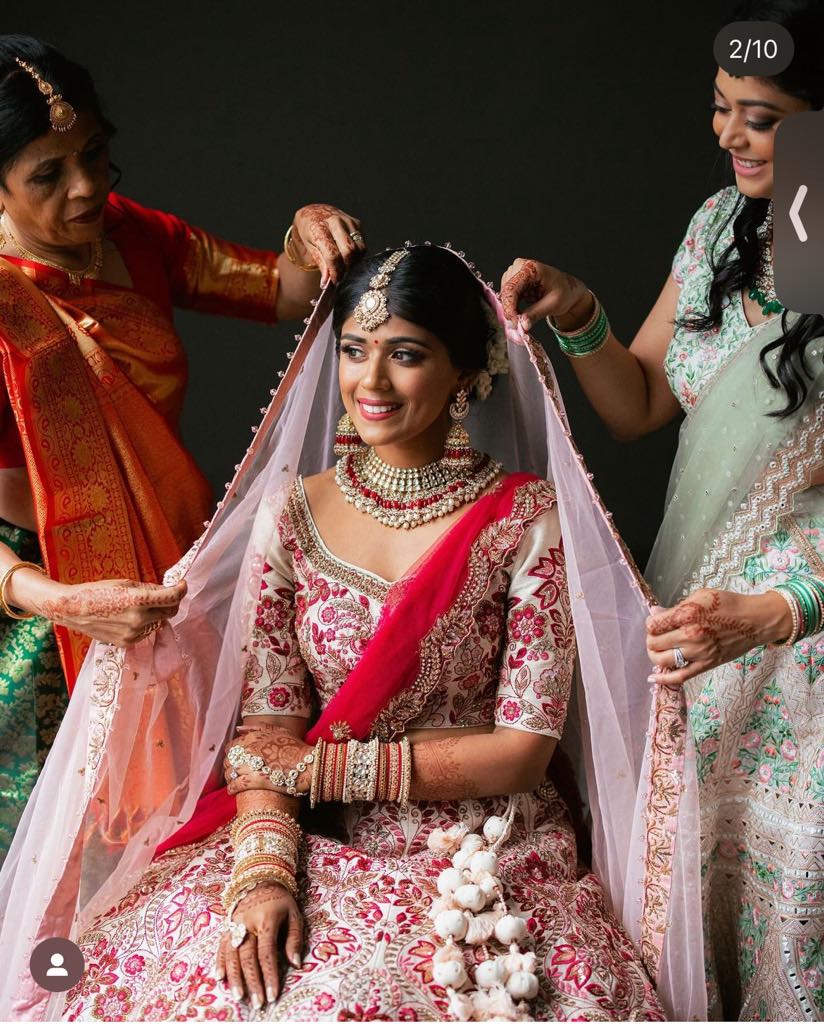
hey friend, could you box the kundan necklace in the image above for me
[749,204,784,317]
[0,213,103,286]
[336,446,502,529]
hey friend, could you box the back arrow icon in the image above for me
[790,184,808,242]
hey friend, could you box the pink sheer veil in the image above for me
[0,248,705,1020]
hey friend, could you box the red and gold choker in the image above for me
[335,446,502,529]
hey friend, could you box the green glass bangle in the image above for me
[553,305,610,358]
[781,580,815,636]
[792,578,821,634]
[776,577,823,639]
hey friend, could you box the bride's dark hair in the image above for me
[333,245,494,373]
[678,0,824,416]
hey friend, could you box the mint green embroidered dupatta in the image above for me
[647,315,824,604]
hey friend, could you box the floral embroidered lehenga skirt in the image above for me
[0,521,66,865]
[62,784,664,1021]
[688,516,824,1020]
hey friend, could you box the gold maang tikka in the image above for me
[353,249,408,332]
[15,58,77,133]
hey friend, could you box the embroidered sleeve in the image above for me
[173,225,280,323]
[671,186,738,286]
[241,512,311,718]
[495,503,575,739]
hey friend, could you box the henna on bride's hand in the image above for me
[414,737,480,800]
[226,729,308,768]
[236,885,292,913]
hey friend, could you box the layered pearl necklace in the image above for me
[336,446,502,529]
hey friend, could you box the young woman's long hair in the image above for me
[679,0,824,416]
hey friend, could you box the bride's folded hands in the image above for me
[224,721,556,801]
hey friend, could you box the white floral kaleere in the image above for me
[427,796,538,1021]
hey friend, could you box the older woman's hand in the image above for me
[35,578,187,646]
[645,587,793,686]
[291,204,365,285]
[500,258,592,332]
[224,724,314,797]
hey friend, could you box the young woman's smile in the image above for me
[338,313,469,466]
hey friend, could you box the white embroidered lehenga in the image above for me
[0,252,705,1021]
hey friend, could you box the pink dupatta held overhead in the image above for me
[0,250,705,1020]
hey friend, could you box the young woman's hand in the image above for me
[216,882,303,1008]
[500,258,592,331]
[645,587,792,685]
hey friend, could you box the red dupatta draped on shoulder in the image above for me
[157,470,538,853]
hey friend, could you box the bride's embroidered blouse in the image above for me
[241,476,574,740]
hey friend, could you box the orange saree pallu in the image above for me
[0,259,213,687]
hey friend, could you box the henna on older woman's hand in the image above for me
[41,582,180,621]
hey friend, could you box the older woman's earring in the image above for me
[334,412,364,457]
[443,389,474,471]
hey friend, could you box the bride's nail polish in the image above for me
[267,986,276,1003]
[252,993,263,1010]
[232,986,243,1000]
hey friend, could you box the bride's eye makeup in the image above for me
[391,348,424,364]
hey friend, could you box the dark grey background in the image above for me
[11,1,730,563]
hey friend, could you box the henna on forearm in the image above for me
[41,585,166,620]
[409,730,555,801]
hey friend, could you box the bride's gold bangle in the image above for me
[0,561,45,620]
[283,224,318,272]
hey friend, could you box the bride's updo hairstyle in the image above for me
[333,245,494,376]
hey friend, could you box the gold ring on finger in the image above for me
[349,231,364,243]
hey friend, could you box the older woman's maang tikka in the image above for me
[15,58,77,133]
[353,249,409,332]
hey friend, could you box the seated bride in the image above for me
[0,245,677,1021]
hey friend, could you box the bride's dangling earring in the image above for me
[443,388,474,472]
[334,412,364,457]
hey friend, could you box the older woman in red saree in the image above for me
[0,245,703,1021]
[0,34,364,861]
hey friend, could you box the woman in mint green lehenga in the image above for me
[499,1,824,1018]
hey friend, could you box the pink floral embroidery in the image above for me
[123,954,145,976]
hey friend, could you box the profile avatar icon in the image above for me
[46,952,69,977]
[29,937,84,992]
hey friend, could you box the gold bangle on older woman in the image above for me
[283,225,318,272]
[0,561,46,620]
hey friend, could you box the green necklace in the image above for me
[749,205,784,317]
